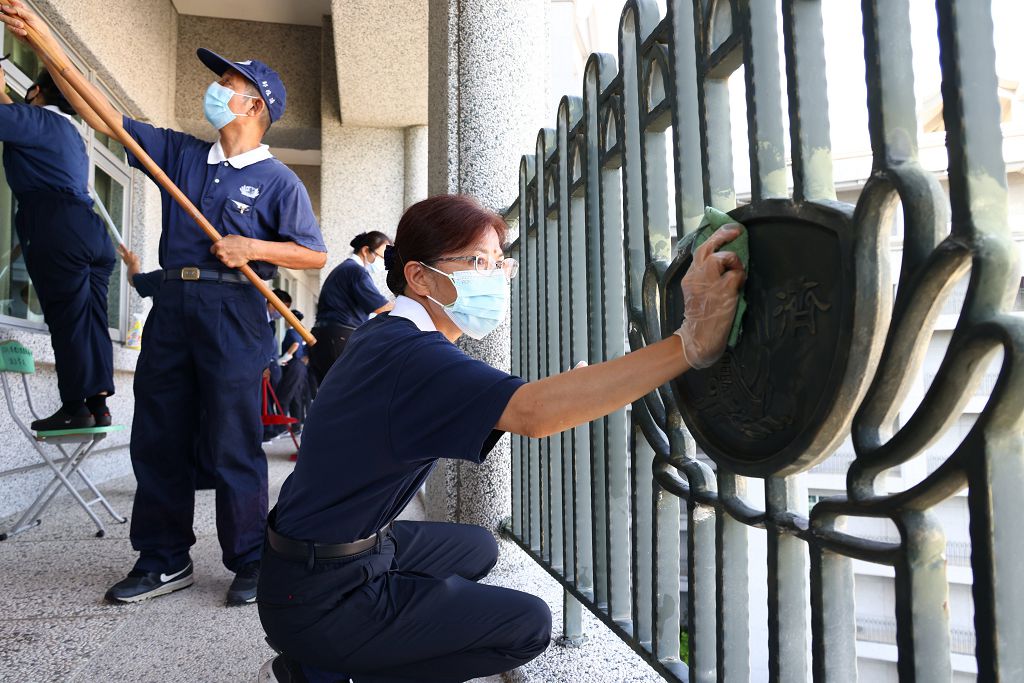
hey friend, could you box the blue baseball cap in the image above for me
[197,48,287,123]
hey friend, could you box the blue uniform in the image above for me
[273,327,307,428]
[281,328,305,360]
[260,298,551,682]
[122,115,325,573]
[315,257,388,329]
[0,104,115,403]
[308,257,387,384]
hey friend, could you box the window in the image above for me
[0,27,132,340]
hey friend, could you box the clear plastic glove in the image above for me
[277,352,292,366]
[674,224,747,369]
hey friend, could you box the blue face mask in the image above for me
[421,263,509,340]
[203,82,256,130]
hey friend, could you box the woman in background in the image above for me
[308,231,394,383]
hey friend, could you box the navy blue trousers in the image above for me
[258,520,552,683]
[129,279,267,572]
[15,192,115,403]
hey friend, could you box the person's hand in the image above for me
[0,1,53,45]
[0,60,7,93]
[210,235,254,269]
[674,224,747,369]
[117,245,141,279]
[277,352,292,366]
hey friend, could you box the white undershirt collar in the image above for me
[207,140,274,169]
[42,105,75,125]
[389,295,437,333]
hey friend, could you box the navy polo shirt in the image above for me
[315,257,388,328]
[275,301,525,542]
[0,104,90,201]
[121,116,326,280]
[281,328,305,360]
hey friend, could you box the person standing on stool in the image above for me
[0,63,115,431]
[308,231,393,384]
[257,195,745,683]
[1,3,328,607]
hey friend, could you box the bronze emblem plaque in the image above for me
[664,201,856,476]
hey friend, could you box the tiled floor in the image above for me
[0,438,659,682]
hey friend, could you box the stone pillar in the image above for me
[403,125,429,209]
[320,18,406,276]
[426,0,547,530]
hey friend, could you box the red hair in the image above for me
[385,195,509,296]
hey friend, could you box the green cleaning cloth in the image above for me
[677,206,749,347]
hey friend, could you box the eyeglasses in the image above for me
[427,255,519,280]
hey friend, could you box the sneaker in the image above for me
[257,655,351,683]
[226,560,259,606]
[257,654,309,683]
[92,410,112,427]
[104,562,194,604]
[31,407,95,432]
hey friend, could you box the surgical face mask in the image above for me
[420,263,509,340]
[203,82,257,130]
[269,309,283,321]
[367,257,385,274]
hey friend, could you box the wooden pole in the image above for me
[18,21,316,345]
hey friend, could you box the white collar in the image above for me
[42,105,75,125]
[347,254,364,266]
[207,140,274,169]
[389,295,437,333]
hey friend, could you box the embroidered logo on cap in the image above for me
[239,185,260,199]
[260,80,276,106]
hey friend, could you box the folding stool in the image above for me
[0,340,127,540]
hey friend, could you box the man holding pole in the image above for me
[0,1,327,606]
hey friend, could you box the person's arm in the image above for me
[210,236,328,270]
[497,225,746,439]
[117,245,141,282]
[0,62,13,105]
[211,179,327,270]
[0,1,117,137]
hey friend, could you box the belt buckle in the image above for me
[180,267,200,281]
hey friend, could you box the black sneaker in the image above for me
[104,562,194,604]
[226,560,259,606]
[257,654,309,683]
[91,410,112,427]
[31,407,95,432]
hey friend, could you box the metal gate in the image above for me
[505,0,1023,680]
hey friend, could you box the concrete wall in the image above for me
[320,19,408,280]
[174,14,322,150]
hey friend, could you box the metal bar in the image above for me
[716,473,750,683]
[653,466,682,666]
[632,424,656,652]
[781,0,835,202]
[809,546,857,682]
[892,511,951,680]
[738,0,787,200]
[765,477,808,683]
[584,53,615,613]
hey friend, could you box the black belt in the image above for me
[267,522,393,562]
[162,267,248,284]
[313,323,357,333]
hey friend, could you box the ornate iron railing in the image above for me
[504,0,1022,681]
